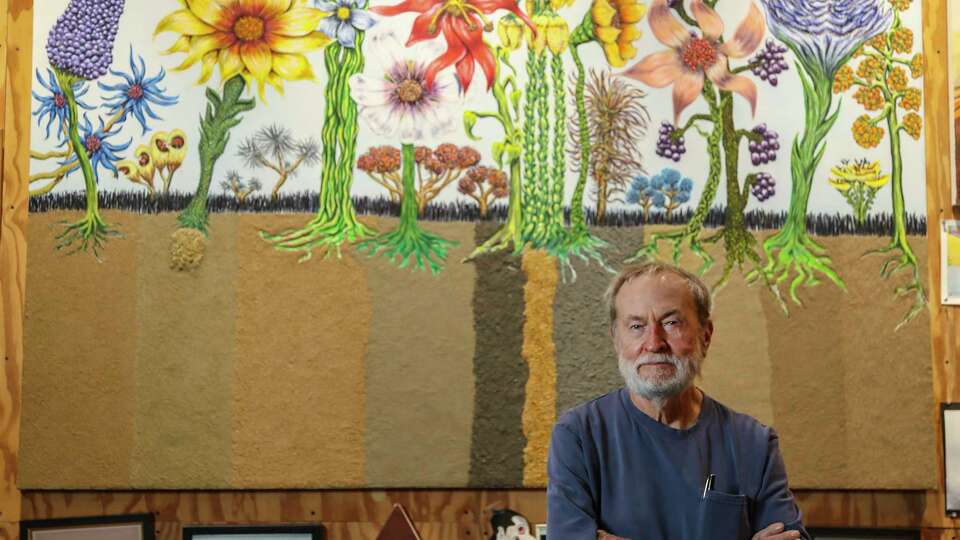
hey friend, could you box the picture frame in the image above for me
[534,523,547,540]
[20,513,154,540]
[182,524,324,540]
[807,528,919,539]
[944,403,960,515]
[949,0,960,205]
[941,220,960,305]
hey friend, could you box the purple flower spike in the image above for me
[46,0,125,80]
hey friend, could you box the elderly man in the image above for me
[546,262,808,540]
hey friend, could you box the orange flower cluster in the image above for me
[868,34,887,51]
[902,112,922,139]
[889,0,911,11]
[891,27,913,54]
[857,57,883,80]
[854,86,884,111]
[909,53,924,78]
[886,67,908,92]
[852,115,884,148]
[833,65,855,93]
[900,88,921,111]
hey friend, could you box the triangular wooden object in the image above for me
[375,503,422,540]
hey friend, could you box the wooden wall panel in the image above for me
[0,0,30,539]
[3,0,960,539]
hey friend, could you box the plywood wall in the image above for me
[3,0,960,538]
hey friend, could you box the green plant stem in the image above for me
[53,68,119,257]
[262,40,375,260]
[707,89,761,292]
[628,81,722,272]
[754,64,846,302]
[522,48,543,237]
[464,49,524,261]
[550,50,566,227]
[178,75,254,232]
[358,143,455,274]
[569,44,590,234]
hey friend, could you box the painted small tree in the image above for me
[650,168,693,218]
[458,166,509,217]
[220,170,261,206]
[357,146,403,203]
[569,69,648,224]
[625,176,658,221]
[237,124,320,201]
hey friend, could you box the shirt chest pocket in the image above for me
[697,490,750,540]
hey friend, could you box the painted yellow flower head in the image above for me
[828,159,889,191]
[498,14,525,51]
[591,0,646,67]
[155,0,331,100]
[150,131,171,171]
[527,12,568,54]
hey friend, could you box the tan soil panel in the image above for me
[131,213,237,487]
[358,217,476,487]
[232,213,370,487]
[20,211,140,488]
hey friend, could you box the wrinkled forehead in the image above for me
[615,272,698,318]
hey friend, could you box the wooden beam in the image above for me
[0,1,32,539]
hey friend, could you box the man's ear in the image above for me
[701,319,714,351]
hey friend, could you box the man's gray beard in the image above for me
[618,351,702,403]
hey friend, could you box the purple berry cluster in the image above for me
[655,121,686,162]
[751,172,776,202]
[749,123,779,165]
[751,40,789,86]
[47,0,125,80]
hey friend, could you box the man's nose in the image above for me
[640,323,668,353]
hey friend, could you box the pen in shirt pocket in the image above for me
[701,473,716,499]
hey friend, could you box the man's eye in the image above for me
[663,320,679,327]
[630,323,643,330]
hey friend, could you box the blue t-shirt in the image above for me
[547,389,809,540]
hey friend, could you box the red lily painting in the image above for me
[371,0,535,93]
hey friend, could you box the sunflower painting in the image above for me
[22,0,936,492]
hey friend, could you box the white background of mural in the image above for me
[29,0,926,218]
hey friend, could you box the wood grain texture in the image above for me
[922,0,960,531]
[0,0,30,537]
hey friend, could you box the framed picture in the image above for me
[941,220,960,305]
[534,524,547,540]
[20,514,154,540]
[949,0,960,205]
[182,524,324,540]
[807,528,919,540]
[944,403,960,515]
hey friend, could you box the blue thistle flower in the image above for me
[679,177,694,193]
[61,114,131,181]
[98,47,178,133]
[46,0,125,80]
[315,0,377,48]
[32,68,93,141]
[759,0,892,77]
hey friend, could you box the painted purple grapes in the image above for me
[751,172,776,202]
[655,121,686,162]
[749,124,779,166]
[751,40,789,86]
[47,0,125,80]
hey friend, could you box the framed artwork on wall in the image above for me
[941,220,960,305]
[807,528,919,539]
[950,0,960,205]
[20,514,154,540]
[944,403,960,515]
[182,525,324,540]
